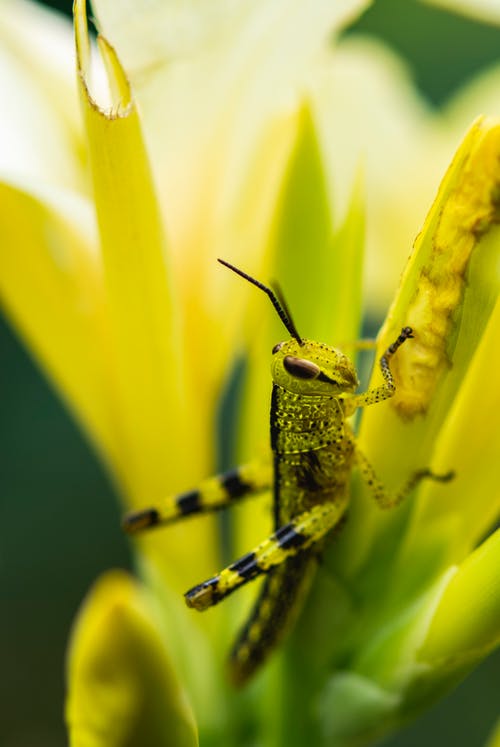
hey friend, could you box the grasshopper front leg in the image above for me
[354,445,454,508]
[342,326,454,505]
[342,326,414,415]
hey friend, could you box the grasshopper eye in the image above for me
[283,356,320,380]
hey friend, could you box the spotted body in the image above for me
[123,261,453,686]
[226,349,356,683]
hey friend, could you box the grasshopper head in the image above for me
[217,260,358,396]
[271,339,358,396]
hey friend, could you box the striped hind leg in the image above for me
[228,551,317,686]
[122,459,272,533]
[185,499,347,611]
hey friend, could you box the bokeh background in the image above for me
[1,1,500,745]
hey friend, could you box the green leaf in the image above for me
[272,101,364,345]
[317,671,399,747]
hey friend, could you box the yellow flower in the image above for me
[66,571,198,747]
[1,1,500,745]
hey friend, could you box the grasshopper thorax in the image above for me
[271,339,359,396]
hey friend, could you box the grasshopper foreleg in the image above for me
[355,446,454,508]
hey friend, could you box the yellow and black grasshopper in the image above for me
[123,259,452,685]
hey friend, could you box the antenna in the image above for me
[218,259,303,345]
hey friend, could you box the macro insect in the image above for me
[123,259,453,686]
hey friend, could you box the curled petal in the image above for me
[339,117,500,576]
[419,528,500,667]
[66,570,198,747]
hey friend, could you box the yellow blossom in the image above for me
[1,1,500,745]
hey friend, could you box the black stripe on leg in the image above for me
[185,576,220,609]
[176,490,202,515]
[274,522,308,550]
[122,508,159,534]
[221,469,252,498]
[229,551,261,580]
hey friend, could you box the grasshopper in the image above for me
[123,259,452,685]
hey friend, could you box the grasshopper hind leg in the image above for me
[228,551,317,687]
[122,460,272,533]
[185,501,346,610]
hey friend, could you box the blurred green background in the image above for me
[1,1,500,745]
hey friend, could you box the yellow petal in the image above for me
[401,291,500,565]
[419,527,500,666]
[310,36,440,312]
[91,0,371,317]
[272,102,363,344]
[66,570,198,747]
[91,0,371,230]
[369,117,500,423]
[0,0,85,191]
[75,0,217,585]
[76,0,184,501]
[340,117,500,574]
[0,182,123,475]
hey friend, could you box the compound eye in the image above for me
[283,356,320,380]
[272,341,285,354]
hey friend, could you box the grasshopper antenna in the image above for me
[218,258,303,345]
